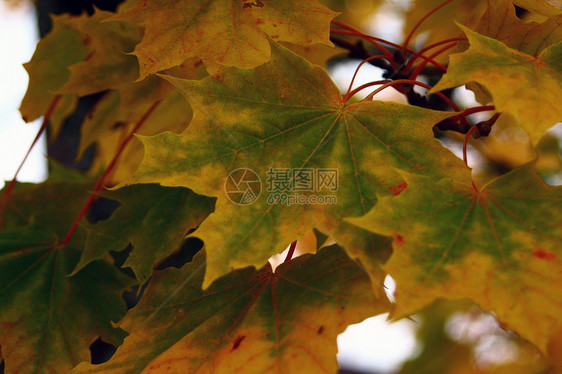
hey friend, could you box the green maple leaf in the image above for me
[111,0,338,79]
[0,175,136,372]
[0,225,134,374]
[126,41,468,286]
[73,245,389,373]
[19,14,91,139]
[72,184,215,283]
[431,23,562,145]
[348,163,562,351]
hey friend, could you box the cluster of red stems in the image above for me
[1,0,498,262]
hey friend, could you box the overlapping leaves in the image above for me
[475,0,562,54]
[7,0,562,371]
[20,7,200,182]
[73,184,215,283]
[74,245,388,373]
[77,71,197,182]
[127,41,468,285]
[0,171,220,373]
[432,22,562,144]
[0,177,134,374]
[19,14,90,138]
[0,226,134,374]
[56,9,143,96]
[112,0,338,78]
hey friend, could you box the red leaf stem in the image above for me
[344,55,388,103]
[284,241,298,263]
[0,95,61,229]
[409,42,458,80]
[403,0,456,54]
[405,37,467,74]
[59,100,161,246]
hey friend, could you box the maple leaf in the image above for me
[464,0,562,105]
[111,0,338,79]
[72,184,215,283]
[57,9,143,96]
[431,24,562,145]
[475,0,562,54]
[126,41,468,286]
[73,245,389,373]
[0,174,137,373]
[0,225,134,374]
[348,163,562,351]
[19,14,90,139]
